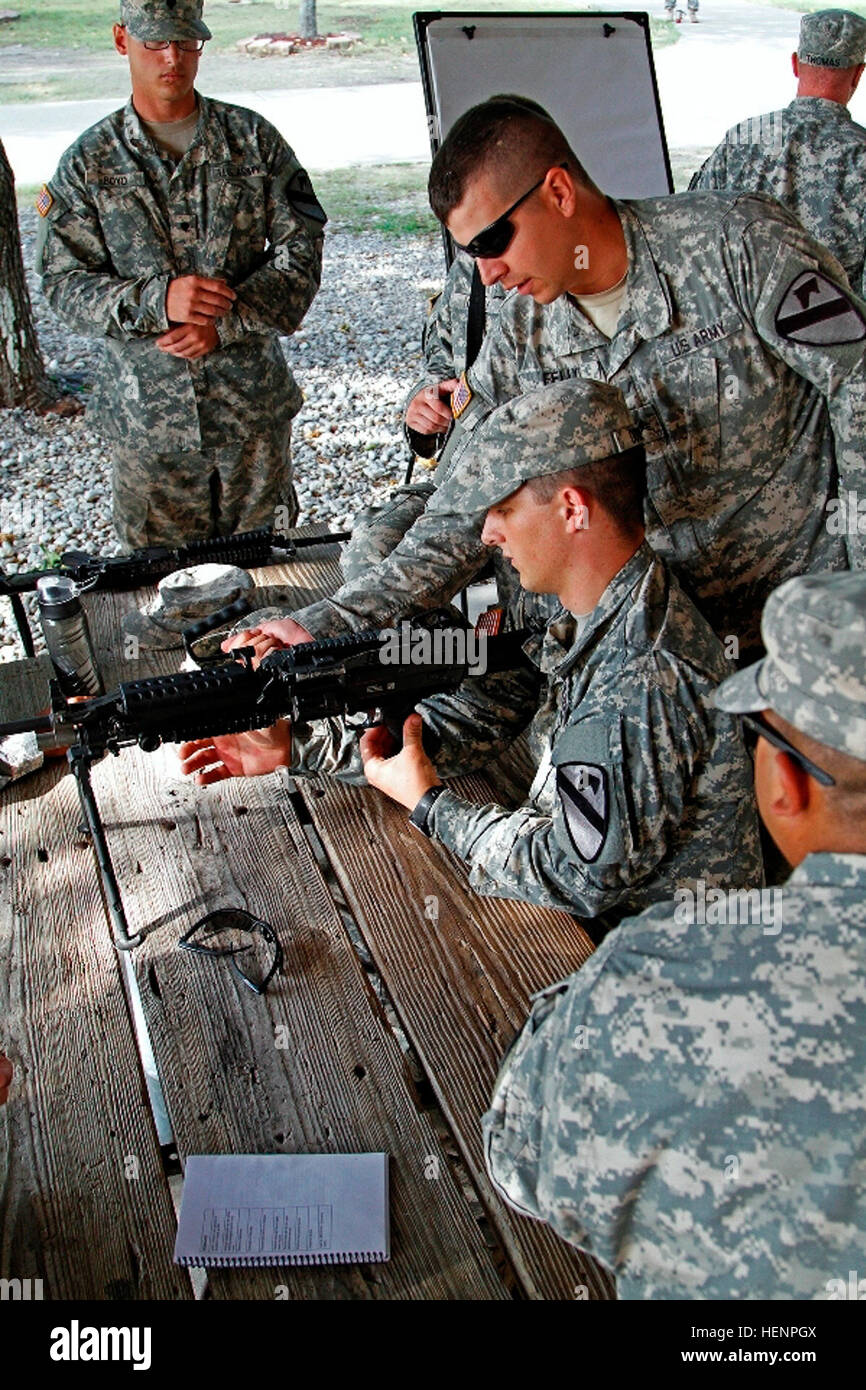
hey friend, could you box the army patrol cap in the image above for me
[119,0,212,42]
[798,9,866,68]
[714,573,866,762]
[433,379,643,516]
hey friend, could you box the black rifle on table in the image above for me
[0,525,350,657]
[0,613,528,950]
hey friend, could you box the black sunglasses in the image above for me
[740,714,835,787]
[179,908,283,995]
[454,173,553,260]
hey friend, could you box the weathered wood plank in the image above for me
[86,748,510,1299]
[0,654,52,724]
[0,763,192,1300]
[298,775,616,1301]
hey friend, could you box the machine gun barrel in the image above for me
[0,527,350,598]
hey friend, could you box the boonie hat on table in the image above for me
[121,563,254,651]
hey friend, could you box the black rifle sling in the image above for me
[465,262,486,370]
[405,260,487,485]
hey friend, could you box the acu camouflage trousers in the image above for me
[111,426,297,551]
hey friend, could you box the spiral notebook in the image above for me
[173,1153,390,1267]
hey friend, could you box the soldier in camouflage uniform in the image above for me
[35,0,325,550]
[181,382,762,930]
[690,10,866,295]
[244,98,866,663]
[484,570,866,1299]
[341,252,508,583]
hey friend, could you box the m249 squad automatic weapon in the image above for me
[0,614,528,950]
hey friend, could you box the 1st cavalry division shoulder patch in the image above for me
[775,270,866,346]
[35,185,53,218]
[557,762,609,863]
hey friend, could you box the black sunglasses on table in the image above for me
[454,171,555,260]
[740,713,835,787]
[179,908,283,995]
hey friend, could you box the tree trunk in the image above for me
[0,135,58,410]
[299,0,318,40]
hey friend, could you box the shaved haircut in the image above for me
[429,98,595,222]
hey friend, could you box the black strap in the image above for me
[405,260,486,487]
[465,263,486,369]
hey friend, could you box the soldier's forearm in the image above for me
[215,241,322,346]
[291,530,489,639]
[42,269,171,339]
[425,792,610,915]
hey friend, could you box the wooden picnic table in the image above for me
[0,535,614,1301]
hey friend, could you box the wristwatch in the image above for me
[408,785,447,837]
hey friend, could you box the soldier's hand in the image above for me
[165,274,236,326]
[406,378,459,434]
[178,723,292,784]
[222,617,315,660]
[221,626,285,667]
[156,323,219,359]
[360,713,441,810]
[0,1051,12,1106]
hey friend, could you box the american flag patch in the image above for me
[451,371,473,419]
[475,606,504,637]
[35,185,54,218]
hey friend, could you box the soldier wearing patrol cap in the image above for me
[691,9,866,295]
[483,570,866,1299]
[179,380,762,933]
[36,0,326,550]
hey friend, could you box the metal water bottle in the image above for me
[36,576,104,696]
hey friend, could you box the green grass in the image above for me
[0,1,677,53]
[757,0,866,14]
[314,162,436,234]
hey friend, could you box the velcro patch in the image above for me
[557,763,609,864]
[35,185,53,218]
[775,270,866,345]
[475,606,504,637]
[286,168,327,225]
[451,372,473,419]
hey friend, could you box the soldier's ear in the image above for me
[114,23,129,57]
[763,745,812,821]
[791,52,799,79]
[544,165,578,219]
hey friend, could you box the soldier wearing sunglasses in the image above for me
[36,0,325,551]
[245,96,865,671]
[484,571,866,1299]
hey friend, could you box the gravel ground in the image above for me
[0,208,443,659]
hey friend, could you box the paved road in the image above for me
[3,0,863,183]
